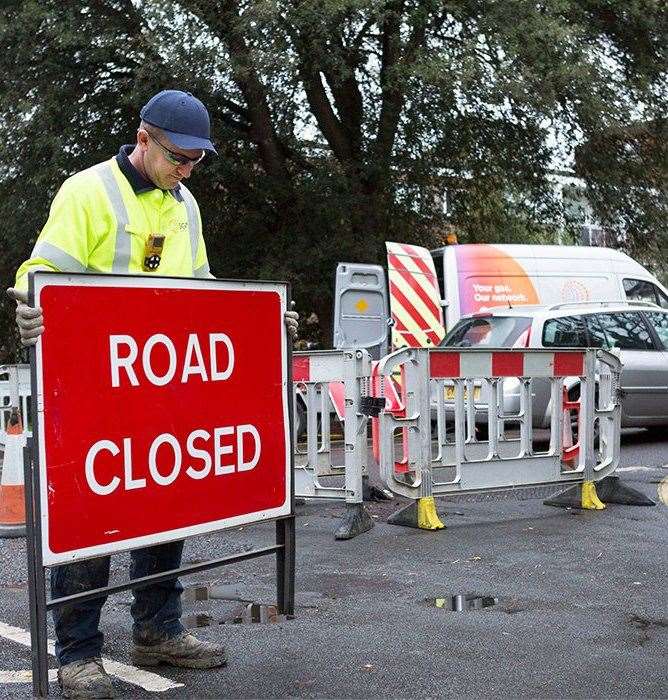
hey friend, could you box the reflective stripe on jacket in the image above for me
[15,157,210,290]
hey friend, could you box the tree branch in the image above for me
[186,0,289,180]
[320,34,363,154]
[298,60,356,163]
[283,13,356,165]
[374,1,405,165]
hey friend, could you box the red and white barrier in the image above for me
[429,350,585,379]
[376,347,621,502]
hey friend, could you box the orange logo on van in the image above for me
[455,245,539,315]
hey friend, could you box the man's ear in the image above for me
[136,128,150,150]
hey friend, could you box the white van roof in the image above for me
[431,244,652,278]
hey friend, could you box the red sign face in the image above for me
[32,275,291,565]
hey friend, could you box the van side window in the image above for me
[645,312,668,349]
[542,316,587,347]
[590,312,655,350]
[623,278,668,309]
[432,251,446,302]
[657,287,668,309]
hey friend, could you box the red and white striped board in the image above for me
[386,242,445,350]
[429,351,585,379]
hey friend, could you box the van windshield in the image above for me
[442,316,532,348]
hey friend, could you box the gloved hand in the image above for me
[284,301,299,340]
[6,287,44,346]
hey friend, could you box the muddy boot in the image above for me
[132,631,227,669]
[57,658,116,699]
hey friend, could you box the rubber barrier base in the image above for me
[334,503,375,540]
[387,497,445,530]
[544,476,655,509]
[363,475,394,502]
[595,475,656,506]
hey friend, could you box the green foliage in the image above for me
[0,0,665,360]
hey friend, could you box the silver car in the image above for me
[439,301,668,432]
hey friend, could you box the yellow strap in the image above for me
[417,496,445,530]
[581,481,606,510]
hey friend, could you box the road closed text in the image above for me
[85,332,262,496]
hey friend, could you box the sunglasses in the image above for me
[146,131,205,167]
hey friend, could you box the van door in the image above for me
[386,242,445,349]
[332,263,389,360]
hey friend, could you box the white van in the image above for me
[333,243,668,357]
[430,243,668,331]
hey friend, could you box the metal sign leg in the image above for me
[24,438,50,697]
[275,517,295,616]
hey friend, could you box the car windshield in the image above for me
[441,316,532,348]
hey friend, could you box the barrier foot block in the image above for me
[363,476,394,502]
[388,497,445,530]
[334,503,375,540]
[544,481,607,510]
[591,475,655,506]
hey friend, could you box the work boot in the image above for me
[57,658,116,699]
[131,631,227,669]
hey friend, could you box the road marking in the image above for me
[0,670,58,684]
[616,466,663,473]
[0,621,184,692]
[657,477,668,507]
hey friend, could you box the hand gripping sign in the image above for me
[30,273,292,565]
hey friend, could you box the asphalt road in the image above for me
[0,429,666,698]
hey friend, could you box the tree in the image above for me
[575,116,667,281]
[0,0,665,361]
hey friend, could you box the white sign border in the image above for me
[31,272,292,566]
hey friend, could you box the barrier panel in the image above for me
[377,347,623,527]
[292,349,378,539]
[0,364,30,444]
[4,349,379,544]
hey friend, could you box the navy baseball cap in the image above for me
[140,90,217,154]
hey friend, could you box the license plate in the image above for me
[444,386,481,401]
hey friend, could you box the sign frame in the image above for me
[24,272,296,697]
[31,272,292,565]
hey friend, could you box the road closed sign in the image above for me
[29,273,292,565]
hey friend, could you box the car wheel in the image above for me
[295,399,307,439]
[644,426,667,440]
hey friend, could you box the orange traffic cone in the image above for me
[0,415,27,537]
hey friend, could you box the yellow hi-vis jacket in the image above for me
[15,157,210,290]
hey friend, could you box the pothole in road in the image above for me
[426,593,498,611]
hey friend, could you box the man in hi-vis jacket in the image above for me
[8,89,298,699]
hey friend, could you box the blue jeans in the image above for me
[51,541,185,665]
